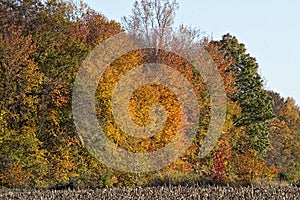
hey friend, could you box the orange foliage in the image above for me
[234,151,278,184]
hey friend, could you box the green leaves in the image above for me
[214,34,274,157]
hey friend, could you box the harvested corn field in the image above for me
[0,185,299,200]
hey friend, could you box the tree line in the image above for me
[0,0,299,188]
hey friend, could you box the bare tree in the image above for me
[122,0,203,52]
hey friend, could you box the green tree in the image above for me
[213,34,274,157]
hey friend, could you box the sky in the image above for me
[83,0,300,105]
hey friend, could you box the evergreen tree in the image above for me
[214,34,274,157]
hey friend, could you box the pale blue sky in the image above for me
[83,0,300,105]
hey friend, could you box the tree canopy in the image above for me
[0,0,299,188]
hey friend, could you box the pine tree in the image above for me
[214,34,274,157]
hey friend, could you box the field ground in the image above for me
[0,185,299,199]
